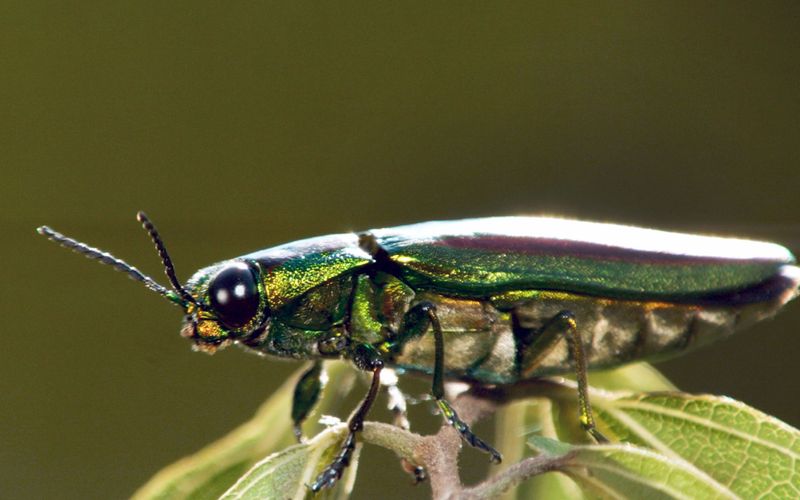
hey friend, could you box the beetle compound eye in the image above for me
[208,262,260,329]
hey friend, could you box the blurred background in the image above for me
[3,2,799,498]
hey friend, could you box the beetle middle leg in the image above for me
[518,309,608,443]
[311,344,383,492]
[401,302,502,463]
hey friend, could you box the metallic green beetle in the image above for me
[38,214,800,491]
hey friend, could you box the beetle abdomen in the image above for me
[370,217,795,301]
[511,282,796,380]
[390,265,799,384]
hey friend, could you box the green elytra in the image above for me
[38,214,800,492]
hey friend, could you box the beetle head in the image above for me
[180,260,269,352]
[37,212,269,353]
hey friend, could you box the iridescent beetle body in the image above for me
[38,215,800,492]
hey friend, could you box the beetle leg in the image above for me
[291,361,324,442]
[527,310,608,443]
[311,344,383,492]
[404,302,502,463]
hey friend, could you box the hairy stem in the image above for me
[456,453,569,499]
[357,387,556,499]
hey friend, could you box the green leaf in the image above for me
[585,362,678,392]
[528,434,572,456]
[592,391,800,499]
[132,362,355,500]
[496,399,586,500]
[499,364,800,499]
[527,437,737,499]
[219,423,359,500]
[495,362,676,500]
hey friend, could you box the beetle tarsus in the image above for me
[437,398,503,463]
[401,459,427,484]
[293,425,304,443]
[410,464,427,484]
[588,427,609,443]
[310,432,357,492]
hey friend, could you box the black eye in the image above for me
[208,262,260,329]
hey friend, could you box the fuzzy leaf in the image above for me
[529,437,737,499]
[496,362,676,500]
[220,424,358,500]
[592,391,800,498]
[500,364,800,499]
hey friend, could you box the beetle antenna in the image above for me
[36,225,174,299]
[136,211,200,308]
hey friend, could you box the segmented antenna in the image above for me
[36,225,172,298]
[136,211,199,308]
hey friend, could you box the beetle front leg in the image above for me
[292,361,324,442]
[310,344,383,492]
[522,310,608,443]
[403,302,502,464]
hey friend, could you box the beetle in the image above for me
[38,213,799,491]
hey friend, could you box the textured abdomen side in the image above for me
[388,266,799,385]
[513,277,797,379]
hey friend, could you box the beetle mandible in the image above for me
[37,214,800,491]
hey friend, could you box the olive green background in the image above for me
[3,2,799,498]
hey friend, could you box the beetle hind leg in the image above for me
[520,310,608,443]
